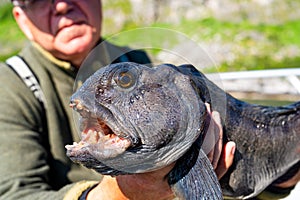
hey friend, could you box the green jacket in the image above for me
[0,41,150,200]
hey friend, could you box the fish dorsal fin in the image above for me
[171,149,222,200]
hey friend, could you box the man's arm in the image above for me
[0,64,76,199]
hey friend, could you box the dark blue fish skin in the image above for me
[175,64,300,199]
[67,62,299,199]
[219,100,300,198]
[168,137,223,199]
[67,62,223,199]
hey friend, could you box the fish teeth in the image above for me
[65,144,73,150]
[75,102,84,111]
[98,131,106,137]
[65,142,79,150]
[87,129,94,134]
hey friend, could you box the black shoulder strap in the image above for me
[6,56,46,108]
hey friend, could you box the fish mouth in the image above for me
[66,100,132,160]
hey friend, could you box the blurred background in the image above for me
[1,0,300,72]
[0,0,299,199]
[1,0,299,102]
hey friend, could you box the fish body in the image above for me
[176,65,300,199]
[66,62,299,199]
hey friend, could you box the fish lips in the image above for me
[66,98,133,162]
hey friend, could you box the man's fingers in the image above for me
[275,169,300,188]
[207,149,214,163]
[203,104,223,169]
[202,103,234,178]
[215,141,236,180]
[211,111,223,169]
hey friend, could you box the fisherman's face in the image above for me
[12,0,102,66]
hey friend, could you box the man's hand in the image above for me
[87,103,236,199]
[275,169,300,189]
[87,164,175,200]
[203,103,236,179]
[215,141,236,179]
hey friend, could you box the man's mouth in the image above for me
[66,100,132,159]
[55,20,86,35]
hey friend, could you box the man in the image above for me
[1,1,297,199]
[0,1,235,199]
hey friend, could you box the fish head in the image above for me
[66,62,207,174]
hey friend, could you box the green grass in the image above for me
[217,56,300,72]
[113,17,300,48]
[105,17,300,71]
[1,3,300,72]
[0,3,26,61]
[147,17,300,48]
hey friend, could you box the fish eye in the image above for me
[114,68,136,89]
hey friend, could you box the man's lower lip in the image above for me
[56,22,86,34]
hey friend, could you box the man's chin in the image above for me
[55,27,96,53]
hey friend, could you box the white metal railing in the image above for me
[207,68,300,94]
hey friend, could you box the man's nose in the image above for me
[52,0,73,15]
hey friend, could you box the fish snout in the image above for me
[70,99,92,118]
[70,99,84,111]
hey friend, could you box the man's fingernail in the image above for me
[231,144,236,155]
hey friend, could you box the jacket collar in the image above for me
[32,42,73,71]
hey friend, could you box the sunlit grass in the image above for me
[0,4,26,61]
[1,2,300,72]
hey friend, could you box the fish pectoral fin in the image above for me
[171,149,223,200]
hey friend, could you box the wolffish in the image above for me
[66,62,299,199]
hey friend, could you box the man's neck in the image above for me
[87,164,175,200]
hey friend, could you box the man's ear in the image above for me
[12,6,33,40]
